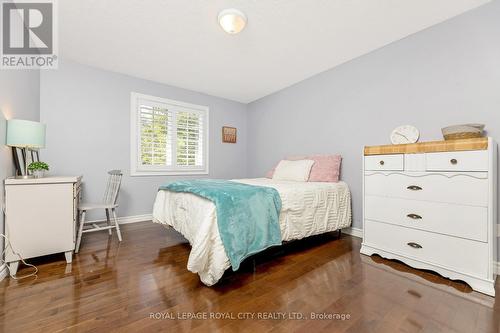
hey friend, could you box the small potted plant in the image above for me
[28,161,49,178]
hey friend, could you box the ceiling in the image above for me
[59,0,490,103]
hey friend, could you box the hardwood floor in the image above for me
[0,221,499,333]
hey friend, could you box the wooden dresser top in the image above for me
[364,137,488,155]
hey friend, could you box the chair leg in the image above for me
[112,208,122,242]
[105,209,112,235]
[75,210,86,253]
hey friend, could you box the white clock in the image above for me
[390,125,420,144]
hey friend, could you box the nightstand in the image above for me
[4,176,82,275]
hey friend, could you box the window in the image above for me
[131,93,209,176]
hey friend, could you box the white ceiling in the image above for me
[60,0,490,103]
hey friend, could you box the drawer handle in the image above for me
[407,242,422,249]
[407,185,422,191]
[407,214,422,220]
[450,158,458,165]
[379,160,385,165]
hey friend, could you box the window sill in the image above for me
[130,170,209,177]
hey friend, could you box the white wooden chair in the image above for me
[75,170,123,253]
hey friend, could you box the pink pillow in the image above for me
[307,155,342,182]
[266,154,342,182]
[265,168,275,179]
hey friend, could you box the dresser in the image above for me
[4,176,82,275]
[360,137,497,296]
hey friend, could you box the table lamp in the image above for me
[6,119,46,179]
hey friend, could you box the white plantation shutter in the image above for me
[139,105,172,167]
[176,111,204,167]
[131,93,209,176]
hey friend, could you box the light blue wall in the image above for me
[247,1,500,228]
[0,70,40,256]
[29,0,500,230]
[40,60,248,219]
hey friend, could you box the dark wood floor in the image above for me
[0,222,499,333]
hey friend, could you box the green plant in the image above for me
[28,161,49,172]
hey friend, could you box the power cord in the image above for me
[0,233,38,280]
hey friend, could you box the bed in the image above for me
[152,178,352,286]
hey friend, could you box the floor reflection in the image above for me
[0,222,498,333]
[361,254,496,307]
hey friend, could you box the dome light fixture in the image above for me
[218,8,247,34]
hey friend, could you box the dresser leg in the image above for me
[64,251,73,264]
[8,261,19,276]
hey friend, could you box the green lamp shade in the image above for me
[6,119,46,148]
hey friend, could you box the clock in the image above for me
[390,125,420,144]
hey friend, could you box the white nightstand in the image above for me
[4,176,82,275]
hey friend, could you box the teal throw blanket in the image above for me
[160,179,282,270]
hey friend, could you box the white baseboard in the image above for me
[0,264,7,282]
[342,226,362,238]
[87,213,152,225]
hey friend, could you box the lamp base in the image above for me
[15,175,34,179]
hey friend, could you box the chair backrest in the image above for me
[102,170,123,205]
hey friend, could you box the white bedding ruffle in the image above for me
[152,178,352,286]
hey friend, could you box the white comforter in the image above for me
[152,178,352,286]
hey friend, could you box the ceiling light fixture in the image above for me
[218,8,247,34]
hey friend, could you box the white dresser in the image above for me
[4,176,82,275]
[360,138,497,296]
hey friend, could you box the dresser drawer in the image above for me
[426,150,488,172]
[364,172,488,207]
[364,220,489,278]
[365,155,403,171]
[365,196,487,242]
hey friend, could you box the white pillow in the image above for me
[272,159,315,181]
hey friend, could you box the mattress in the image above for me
[152,178,352,285]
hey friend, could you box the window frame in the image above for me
[130,92,209,176]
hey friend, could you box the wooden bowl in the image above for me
[442,124,484,141]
